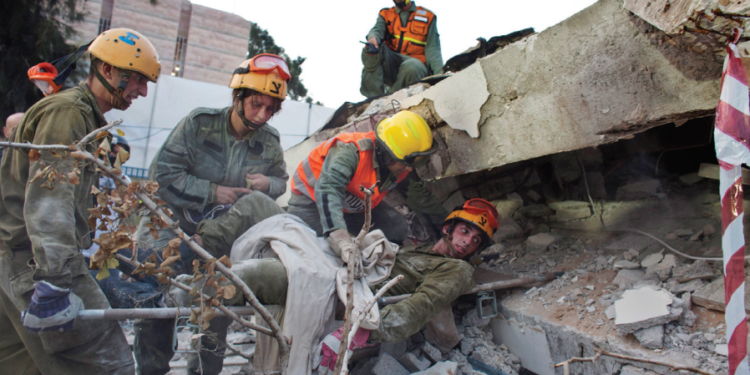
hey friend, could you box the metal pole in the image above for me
[77,306,255,320]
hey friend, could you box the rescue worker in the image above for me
[131,53,291,375]
[361,0,443,98]
[317,199,500,371]
[0,28,160,374]
[288,110,448,257]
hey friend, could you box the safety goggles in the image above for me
[462,199,499,229]
[243,53,291,81]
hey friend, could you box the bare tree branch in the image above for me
[341,275,404,374]
[554,349,716,375]
[334,183,377,375]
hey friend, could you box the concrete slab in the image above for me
[693,276,750,314]
[491,316,555,375]
[614,286,680,335]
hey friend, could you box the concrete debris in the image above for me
[492,218,524,241]
[672,260,714,283]
[548,201,592,221]
[620,365,661,375]
[613,269,645,290]
[616,179,661,200]
[410,361,458,375]
[640,251,664,268]
[605,235,650,253]
[634,325,665,349]
[669,279,706,294]
[613,260,640,270]
[399,352,431,372]
[693,276,750,314]
[673,229,694,237]
[606,305,617,320]
[372,353,410,375]
[492,199,522,219]
[526,233,556,252]
[506,193,523,203]
[462,307,491,329]
[380,341,408,360]
[714,344,729,357]
[422,342,443,363]
[614,286,681,335]
[651,254,679,281]
[520,204,550,218]
[527,190,542,202]
[703,224,716,237]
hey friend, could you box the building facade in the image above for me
[73,0,250,85]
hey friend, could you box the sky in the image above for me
[190,0,599,109]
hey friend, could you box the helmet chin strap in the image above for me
[92,66,131,110]
[234,92,262,131]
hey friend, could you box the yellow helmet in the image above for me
[229,54,290,100]
[89,28,161,82]
[375,110,438,167]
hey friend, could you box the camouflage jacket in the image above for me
[0,82,107,288]
[150,107,288,235]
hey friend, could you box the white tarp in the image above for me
[104,75,335,169]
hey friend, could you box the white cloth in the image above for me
[231,214,399,374]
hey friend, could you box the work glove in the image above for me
[316,326,371,374]
[21,281,83,332]
[327,228,355,263]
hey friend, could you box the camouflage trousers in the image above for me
[126,191,286,375]
[0,248,134,375]
[360,46,429,98]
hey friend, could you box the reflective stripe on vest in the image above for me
[290,132,408,213]
[379,6,435,64]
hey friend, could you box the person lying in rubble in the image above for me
[98,54,292,375]
[288,109,449,253]
[163,198,499,374]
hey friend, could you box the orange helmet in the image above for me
[27,63,61,96]
[444,198,499,247]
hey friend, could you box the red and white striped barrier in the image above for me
[714,28,750,375]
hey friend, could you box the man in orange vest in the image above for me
[288,110,448,262]
[361,0,444,98]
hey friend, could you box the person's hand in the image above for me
[327,228,355,263]
[22,281,84,332]
[245,173,270,193]
[316,326,371,374]
[367,36,379,50]
[215,185,252,205]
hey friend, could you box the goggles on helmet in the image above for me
[399,143,439,168]
[233,53,291,82]
[460,198,499,231]
[28,63,61,96]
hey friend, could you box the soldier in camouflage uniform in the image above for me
[131,54,292,375]
[316,198,501,372]
[0,28,160,375]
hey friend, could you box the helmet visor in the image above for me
[250,54,291,81]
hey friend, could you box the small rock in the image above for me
[674,229,694,237]
[557,296,569,303]
[665,233,678,240]
[526,233,557,252]
[595,256,609,271]
[613,260,640,270]
[714,344,729,356]
[572,288,584,296]
[546,259,557,267]
[703,224,716,237]
[613,269,646,290]
[585,285,595,291]
[606,305,617,320]
[669,279,706,294]
[641,251,665,268]
[422,342,443,363]
[527,190,542,202]
[689,230,703,242]
[587,305,596,313]
[634,325,664,349]
[653,254,678,281]
[462,307,491,328]
[608,256,617,264]
[459,338,474,356]
[399,352,431,372]
[585,299,595,306]
[492,199,523,219]
[623,251,635,261]
[492,218,524,241]
[372,353,410,375]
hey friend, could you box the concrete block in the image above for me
[672,260,715,283]
[492,199,523,219]
[379,340,408,360]
[613,260,640,270]
[634,325,664,349]
[422,342,443,363]
[616,179,661,200]
[612,269,645,290]
[669,279,706,294]
[693,276,750,314]
[372,353,410,375]
[411,361,458,375]
[652,254,679,281]
[548,201,591,221]
[620,365,660,375]
[615,286,681,335]
[526,233,557,252]
[398,352,431,372]
[492,218,524,241]
[640,251,664,268]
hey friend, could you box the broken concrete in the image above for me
[616,179,661,200]
[398,352,431,373]
[410,361,458,375]
[372,353,409,375]
[548,201,591,221]
[672,260,715,283]
[634,325,665,350]
[526,233,557,252]
[492,199,522,219]
[693,276,750,314]
[614,286,681,335]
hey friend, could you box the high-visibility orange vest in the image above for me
[379,6,436,64]
[291,132,410,213]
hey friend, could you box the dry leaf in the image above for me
[168,238,182,248]
[70,150,87,159]
[222,285,236,300]
[96,266,110,280]
[91,185,102,195]
[217,255,232,269]
[95,131,109,140]
[28,149,41,162]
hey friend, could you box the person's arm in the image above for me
[314,143,360,235]
[152,117,214,211]
[424,17,444,75]
[398,172,449,237]
[263,139,289,200]
[23,107,93,288]
[366,13,388,47]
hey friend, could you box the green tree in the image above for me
[0,0,84,129]
[248,22,314,103]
